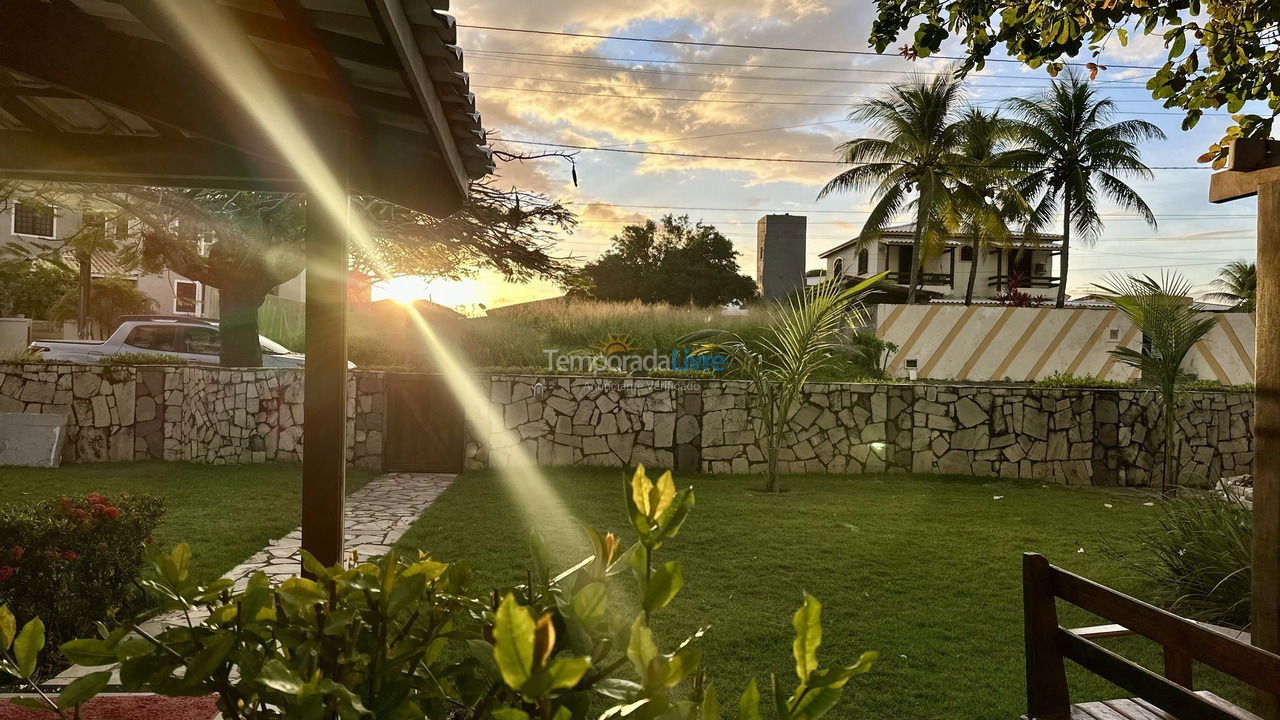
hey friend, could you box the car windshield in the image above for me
[259,336,293,355]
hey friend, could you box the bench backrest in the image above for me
[1023,552,1280,720]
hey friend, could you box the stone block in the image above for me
[0,413,67,467]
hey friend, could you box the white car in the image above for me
[29,315,311,367]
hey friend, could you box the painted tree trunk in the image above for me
[1057,187,1071,309]
[219,288,265,367]
[964,237,980,305]
[77,254,91,339]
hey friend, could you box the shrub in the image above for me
[1034,372,1134,389]
[1110,492,1251,628]
[12,468,876,720]
[0,492,163,674]
[97,353,188,366]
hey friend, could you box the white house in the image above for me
[1,198,304,322]
[819,222,1063,301]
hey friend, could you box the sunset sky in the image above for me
[384,0,1259,309]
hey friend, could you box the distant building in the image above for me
[819,223,1063,302]
[756,214,806,300]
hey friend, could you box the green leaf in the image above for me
[1118,28,1129,46]
[790,686,844,720]
[55,670,112,709]
[808,651,877,689]
[277,577,327,610]
[739,679,764,720]
[493,593,536,691]
[60,638,117,666]
[524,655,591,697]
[159,543,192,585]
[7,698,52,711]
[700,683,722,720]
[664,645,702,688]
[0,606,15,651]
[14,617,45,678]
[626,616,658,680]
[643,561,685,613]
[184,633,236,684]
[1170,31,1186,59]
[571,582,608,625]
[792,594,822,681]
[258,659,305,694]
[493,710,530,720]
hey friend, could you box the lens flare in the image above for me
[152,1,583,557]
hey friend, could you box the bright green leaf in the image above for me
[700,683,722,720]
[493,709,530,720]
[643,561,685,614]
[0,606,14,651]
[258,659,305,694]
[571,582,608,625]
[13,617,44,678]
[626,616,658,679]
[493,593,536,691]
[739,679,764,720]
[59,638,117,667]
[184,633,236,684]
[792,594,822,681]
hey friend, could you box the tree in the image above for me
[1008,73,1164,308]
[88,181,576,366]
[0,262,75,320]
[951,107,1031,305]
[51,277,156,339]
[1207,260,1257,312]
[1094,272,1216,498]
[818,73,968,305]
[684,273,887,492]
[867,0,1277,165]
[572,215,757,306]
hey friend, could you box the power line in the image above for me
[459,25,1161,70]
[494,138,1214,168]
[466,48,1152,84]
[473,83,1221,117]
[567,202,1255,220]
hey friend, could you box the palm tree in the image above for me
[950,107,1031,305]
[683,273,887,492]
[1206,260,1256,312]
[1009,72,1165,308]
[819,73,968,305]
[1094,272,1216,498]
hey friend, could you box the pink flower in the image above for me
[0,566,13,581]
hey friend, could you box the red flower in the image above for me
[9,546,23,561]
[85,492,107,505]
[144,536,155,545]
[62,550,78,562]
[0,566,13,581]
[99,506,121,521]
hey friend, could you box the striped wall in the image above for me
[875,305,1255,385]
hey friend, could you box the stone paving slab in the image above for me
[45,472,454,689]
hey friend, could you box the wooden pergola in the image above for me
[0,0,493,567]
[1210,138,1280,718]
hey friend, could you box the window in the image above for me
[857,249,869,275]
[1108,328,1121,342]
[832,257,844,277]
[960,246,974,262]
[174,280,200,314]
[184,326,221,355]
[12,201,55,238]
[125,326,179,352]
[1034,262,1047,275]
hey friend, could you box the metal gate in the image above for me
[383,373,464,473]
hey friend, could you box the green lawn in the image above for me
[0,462,374,582]
[395,468,1245,719]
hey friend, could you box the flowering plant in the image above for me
[0,492,163,676]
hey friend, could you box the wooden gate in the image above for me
[383,373,464,473]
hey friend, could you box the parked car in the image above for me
[29,315,316,367]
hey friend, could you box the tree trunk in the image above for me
[1162,394,1178,499]
[77,254,91,339]
[1056,187,1071,309]
[964,236,980,306]
[219,287,265,367]
[906,195,927,305]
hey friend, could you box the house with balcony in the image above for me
[819,222,1063,301]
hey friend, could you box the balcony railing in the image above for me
[987,274,1060,289]
[887,271,952,286]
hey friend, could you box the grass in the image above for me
[0,462,374,583]
[395,467,1247,719]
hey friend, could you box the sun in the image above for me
[374,277,482,308]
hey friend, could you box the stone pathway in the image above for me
[45,472,454,689]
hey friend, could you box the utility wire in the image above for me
[459,24,1161,70]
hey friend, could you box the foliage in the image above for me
[1206,260,1256,313]
[1034,372,1133,389]
[571,215,758,306]
[1107,492,1251,628]
[1093,272,1217,497]
[685,275,887,491]
[50,277,155,339]
[1009,72,1163,308]
[819,74,969,305]
[847,332,898,377]
[0,349,48,364]
[992,271,1049,307]
[95,353,190,366]
[0,263,76,320]
[0,493,163,677]
[21,468,874,720]
[866,0,1276,164]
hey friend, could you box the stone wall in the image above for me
[0,364,1255,486]
[0,363,385,468]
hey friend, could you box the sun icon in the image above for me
[590,333,637,356]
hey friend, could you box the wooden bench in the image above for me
[1023,552,1280,720]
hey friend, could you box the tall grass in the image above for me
[1109,492,1251,628]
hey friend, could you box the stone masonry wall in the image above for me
[0,364,1255,486]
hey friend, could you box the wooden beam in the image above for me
[301,190,349,570]
[1255,179,1280,719]
[1210,138,1280,203]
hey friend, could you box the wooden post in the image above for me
[1023,553,1070,719]
[1209,139,1280,719]
[301,194,348,569]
